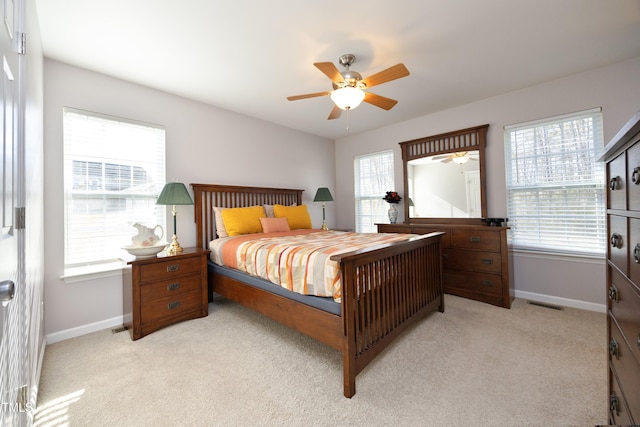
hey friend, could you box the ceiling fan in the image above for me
[287,54,410,120]
[432,152,478,164]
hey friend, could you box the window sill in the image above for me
[61,260,127,284]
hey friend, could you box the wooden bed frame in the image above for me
[191,183,445,397]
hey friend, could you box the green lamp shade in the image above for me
[313,187,334,202]
[156,182,193,205]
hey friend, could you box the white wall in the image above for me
[335,56,640,310]
[43,60,335,340]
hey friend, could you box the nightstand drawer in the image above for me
[140,274,202,304]
[141,290,202,324]
[139,256,202,283]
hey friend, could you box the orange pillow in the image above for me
[259,217,291,233]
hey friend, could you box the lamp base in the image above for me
[321,222,329,231]
[165,234,184,256]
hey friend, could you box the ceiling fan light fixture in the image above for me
[452,155,470,164]
[330,86,365,110]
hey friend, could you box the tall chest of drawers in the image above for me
[123,247,210,340]
[602,111,640,425]
[377,222,512,308]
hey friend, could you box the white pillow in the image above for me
[213,206,228,238]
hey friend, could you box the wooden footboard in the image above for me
[333,233,444,397]
[191,183,444,397]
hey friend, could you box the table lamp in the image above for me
[313,187,334,230]
[156,181,193,255]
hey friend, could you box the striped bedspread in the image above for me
[210,230,416,302]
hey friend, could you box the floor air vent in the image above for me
[527,301,564,310]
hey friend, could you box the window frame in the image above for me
[504,107,605,257]
[62,108,167,279]
[354,150,395,233]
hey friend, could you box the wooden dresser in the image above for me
[377,223,512,308]
[123,247,210,340]
[602,111,640,425]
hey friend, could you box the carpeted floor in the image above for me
[34,295,607,426]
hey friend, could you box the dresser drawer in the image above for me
[140,274,202,304]
[627,142,640,211]
[609,266,640,366]
[139,256,202,283]
[609,366,634,426]
[411,227,451,247]
[609,215,628,275]
[608,152,626,210]
[609,319,640,420]
[451,229,500,251]
[443,248,501,273]
[628,217,640,284]
[443,269,503,297]
[141,290,203,324]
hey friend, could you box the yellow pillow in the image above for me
[220,205,266,236]
[273,204,312,230]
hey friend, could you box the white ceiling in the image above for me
[35,0,640,140]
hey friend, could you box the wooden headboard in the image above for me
[190,184,304,250]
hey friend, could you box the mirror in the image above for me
[400,124,489,223]
[407,150,481,218]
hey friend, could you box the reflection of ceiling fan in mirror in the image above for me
[432,151,478,164]
[286,54,410,120]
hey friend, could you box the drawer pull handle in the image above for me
[610,233,623,249]
[168,301,181,310]
[634,244,640,263]
[167,264,180,272]
[633,167,640,185]
[481,259,493,265]
[608,284,619,303]
[609,176,621,190]
[637,333,640,350]
[482,280,493,287]
[167,283,180,291]
[609,338,620,360]
[470,236,481,243]
[610,392,620,416]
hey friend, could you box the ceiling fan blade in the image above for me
[363,92,398,110]
[287,91,331,101]
[362,63,409,88]
[327,105,342,120]
[314,62,344,84]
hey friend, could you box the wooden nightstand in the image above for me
[122,247,210,340]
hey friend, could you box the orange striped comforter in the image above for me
[209,230,416,302]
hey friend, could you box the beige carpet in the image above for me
[34,295,607,426]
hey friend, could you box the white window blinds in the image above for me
[354,150,395,233]
[63,108,166,270]
[504,108,605,256]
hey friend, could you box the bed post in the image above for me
[341,261,357,398]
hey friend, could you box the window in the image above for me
[63,108,166,273]
[354,150,395,233]
[504,108,605,256]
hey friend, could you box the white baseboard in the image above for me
[514,290,606,313]
[46,315,124,344]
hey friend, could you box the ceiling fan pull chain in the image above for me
[346,108,350,131]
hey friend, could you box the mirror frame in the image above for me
[400,124,489,224]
